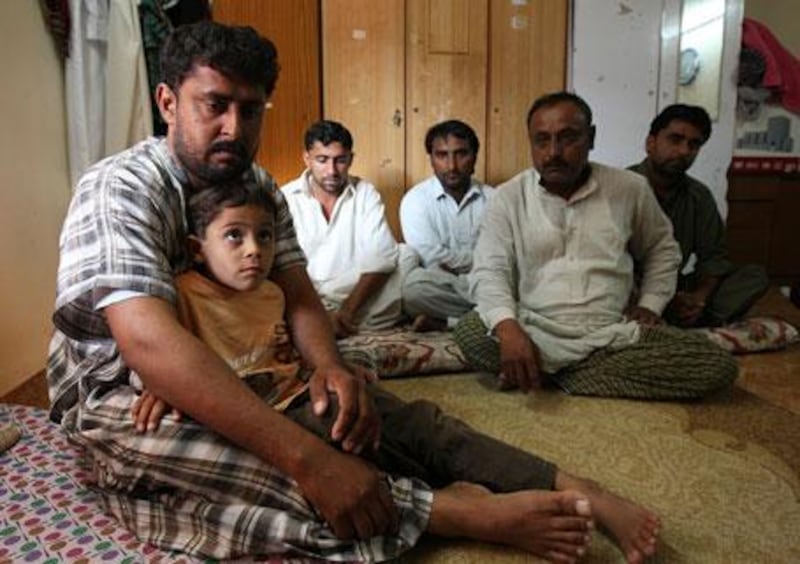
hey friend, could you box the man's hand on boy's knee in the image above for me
[132,389,182,433]
[309,365,381,454]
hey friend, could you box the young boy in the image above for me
[134,181,660,564]
[133,182,309,423]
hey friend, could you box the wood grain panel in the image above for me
[726,200,773,267]
[212,0,321,185]
[406,0,488,188]
[429,0,469,54]
[726,174,779,201]
[726,174,800,283]
[486,0,567,185]
[322,0,405,238]
[768,182,800,281]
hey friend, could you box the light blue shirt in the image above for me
[400,176,494,271]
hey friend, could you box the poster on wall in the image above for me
[732,17,800,175]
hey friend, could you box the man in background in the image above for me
[283,120,407,337]
[458,92,737,400]
[629,104,768,327]
[400,120,494,331]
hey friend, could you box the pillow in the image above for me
[694,316,799,354]
[339,328,469,378]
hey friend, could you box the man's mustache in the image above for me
[543,158,569,169]
[209,140,248,158]
[664,158,692,171]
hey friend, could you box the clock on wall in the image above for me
[679,47,701,86]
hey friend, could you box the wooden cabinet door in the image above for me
[212,0,321,185]
[487,0,568,185]
[322,0,405,238]
[406,0,488,187]
[321,0,568,237]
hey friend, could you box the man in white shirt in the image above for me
[455,92,737,400]
[400,120,494,332]
[283,120,405,337]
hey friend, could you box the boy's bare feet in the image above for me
[411,314,447,333]
[557,473,660,563]
[429,485,594,563]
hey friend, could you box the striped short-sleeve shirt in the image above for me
[48,137,306,425]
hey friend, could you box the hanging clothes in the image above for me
[39,0,71,59]
[138,0,210,136]
[66,0,153,186]
[138,0,172,135]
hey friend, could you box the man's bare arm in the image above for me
[105,295,397,539]
[333,272,391,337]
[272,265,381,452]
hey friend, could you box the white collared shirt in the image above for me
[282,170,399,299]
[470,163,680,372]
[400,176,494,270]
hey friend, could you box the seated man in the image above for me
[400,120,494,331]
[628,104,769,327]
[49,24,660,564]
[283,120,406,337]
[455,91,737,400]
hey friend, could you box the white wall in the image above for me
[570,0,664,169]
[570,0,744,217]
[0,3,71,396]
[745,0,800,57]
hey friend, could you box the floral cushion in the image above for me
[338,328,469,378]
[693,316,799,354]
[338,317,799,379]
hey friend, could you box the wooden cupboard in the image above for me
[213,0,568,239]
[726,173,800,284]
[213,0,322,185]
[323,0,568,238]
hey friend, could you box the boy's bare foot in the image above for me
[429,485,593,563]
[557,473,660,563]
[411,314,447,333]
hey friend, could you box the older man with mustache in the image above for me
[454,92,738,401]
[628,104,768,328]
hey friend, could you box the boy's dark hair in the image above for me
[424,120,480,155]
[187,183,277,238]
[527,91,593,129]
[304,120,353,151]
[649,104,712,142]
[160,21,280,96]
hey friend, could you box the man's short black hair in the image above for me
[649,104,712,142]
[187,182,276,239]
[160,21,280,96]
[303,120,353,151]
[526,91,593,129]
[424,120,480,155]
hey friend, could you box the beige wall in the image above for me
[745,0,800,56]
[0,3,70,396]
